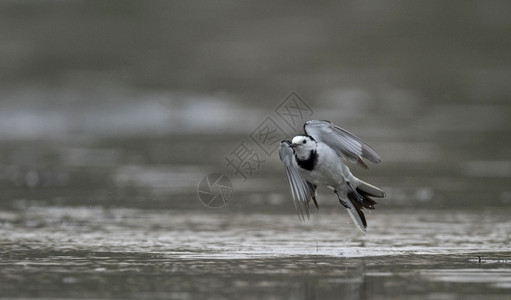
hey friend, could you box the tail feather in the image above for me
[357,179,386,198]
[357,193,377,209]
[337,180,385,235]
[347,193,367,228]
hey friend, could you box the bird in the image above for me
[279,120,386,235]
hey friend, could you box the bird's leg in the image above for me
[347,182,364,204]
[333,189,349,208]
[311,195,319,209]
[338,198,349,208]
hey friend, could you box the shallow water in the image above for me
[1,207,510,299]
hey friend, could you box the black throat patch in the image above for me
[296,150,318,171]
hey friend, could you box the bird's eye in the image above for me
[303,140,306,144]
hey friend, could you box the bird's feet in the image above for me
[347,182,364,204]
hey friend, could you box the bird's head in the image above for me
[290,135,317,153]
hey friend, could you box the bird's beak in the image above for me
[290,143,299,148]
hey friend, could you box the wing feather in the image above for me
[279,141,317,220]
[304,120,381,168]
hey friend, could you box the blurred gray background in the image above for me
[1,0,509,209]
[1,1,510,299]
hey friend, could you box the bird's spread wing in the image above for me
[304,120,381,168]
[279,141,317,221]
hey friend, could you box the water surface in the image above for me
[1,207,510,299]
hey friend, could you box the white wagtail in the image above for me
[279,120,385,235]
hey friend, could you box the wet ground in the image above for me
[1,207,510,299]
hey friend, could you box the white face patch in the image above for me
[291,136,316,152]
[291,136,307,145]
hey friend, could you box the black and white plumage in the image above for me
[279,120,386,235]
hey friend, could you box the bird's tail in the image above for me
[356,179,386,199]
[338,180,386,235]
